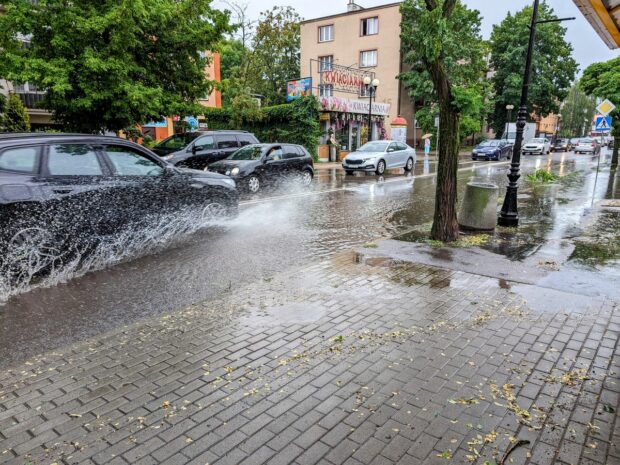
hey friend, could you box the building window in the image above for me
[318,55,333,72]
[361,17,379,36]
[13,82,40,93]
[319,85,333,97]
[318,25,334,42]
[360,50,377,68]
[359,85,370,98]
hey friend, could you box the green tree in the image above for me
[4,93,30,132]
[489,3,578,136]
[581,57,620,169]
[246,6,301,106]
[559,83,597,138]
[0,0,231,133]
[217,39,251,107]
[400,0,487,241]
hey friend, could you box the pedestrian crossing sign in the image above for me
[595,116,612,132]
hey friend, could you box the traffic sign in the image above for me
[596,99,616,116]
[595,116,612,132]
[185,116,199,130]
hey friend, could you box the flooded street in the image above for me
[0,152,617,368]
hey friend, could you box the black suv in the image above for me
[152,130,259,170]
[208,143,314,193]
[0,133,238,275]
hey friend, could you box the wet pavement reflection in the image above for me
[0,152,616,367]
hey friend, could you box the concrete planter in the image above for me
[458,182,499,231]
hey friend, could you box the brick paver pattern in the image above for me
[0,251,618,465]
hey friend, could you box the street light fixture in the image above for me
[505,104,515,140]
[498,0,575,227]
[364,76,380,142]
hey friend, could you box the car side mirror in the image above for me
[264,155,273,163]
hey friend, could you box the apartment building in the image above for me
[300,0,415,155]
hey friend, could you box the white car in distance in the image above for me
[342,140,416,175]
[522,138,551,155]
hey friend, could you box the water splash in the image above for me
[0,205,233,304]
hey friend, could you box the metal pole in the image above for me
[367,86,373,142]
[498,0,540,227]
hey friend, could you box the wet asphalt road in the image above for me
[0,152,613,368]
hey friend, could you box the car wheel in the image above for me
[345,170,354,175]
[247,176,260,193]
[375,160,386,175]
[8,227,64,278]
[404,157,414,172]
[300,170,313,186]
[200,202,228,222]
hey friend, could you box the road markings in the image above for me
[239,160,511,207]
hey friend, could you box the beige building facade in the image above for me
[300,0,415,157]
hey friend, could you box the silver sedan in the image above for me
[342,140,416,175]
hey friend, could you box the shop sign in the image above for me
[316,61,372,94]
[143,118,167,128]
[320,96,390,116]
[287,77,312,101]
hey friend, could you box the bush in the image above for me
[4,93,30,132]
[526,169,559,183]
[203,96,322,161]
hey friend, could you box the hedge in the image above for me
[203,96,322,161]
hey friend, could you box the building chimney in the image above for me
[347,0,364,12]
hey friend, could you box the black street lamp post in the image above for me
[498,0,575,226]
[363,76,380,142]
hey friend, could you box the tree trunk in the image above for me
[430,106,460,242]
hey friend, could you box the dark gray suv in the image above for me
[152,130,259,170]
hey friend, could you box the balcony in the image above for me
[16,92,46,109]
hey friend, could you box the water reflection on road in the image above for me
[0,152,615,368]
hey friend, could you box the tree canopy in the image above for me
[0,0,231,133]
[489,3,577,136]
[559,83,597,138]
[581,56,620,167]
[245,6,301,107]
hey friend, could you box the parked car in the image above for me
[552,138,572,152]
[208,143,314,193]
[0,133,238,274]
[152,130,259,170]
[522,138,551,155]
[342,140,416,175]
[570,137,581,147]
[574,138,601,155]
[471,139,512,161]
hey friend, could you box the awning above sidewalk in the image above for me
[573,0,620,49]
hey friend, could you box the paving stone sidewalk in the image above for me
[0,251,619,465]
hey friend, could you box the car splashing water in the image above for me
[0,204,234,304]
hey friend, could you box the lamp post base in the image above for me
[497,214,519,227]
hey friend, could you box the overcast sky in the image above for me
[213,0,618,75]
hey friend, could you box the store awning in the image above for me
[573,0,620,49]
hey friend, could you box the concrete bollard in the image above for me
[458,182,499,231]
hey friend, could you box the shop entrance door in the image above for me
[350,123,361,153]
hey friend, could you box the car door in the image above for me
[39,142,112,237]
[282,145,303,176]
[262,146,287,183]
[186,134,217,169]
[214,135,240,163]
[385,142,401,168]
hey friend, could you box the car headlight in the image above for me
[222,178,236,187]
[362,157,376,163]
[164,154,174,161]
[230,167,240,176]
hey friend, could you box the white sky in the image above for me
[213,0,618,74]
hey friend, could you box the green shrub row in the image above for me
[203,97,322,161]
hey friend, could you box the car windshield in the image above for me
[357,142,389,152]
[529,138,545,144]
[556,139,568,143]
[479,140,501,147]
[578,139,592,144]
[155,133,201,150]
[228,145,264,161]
